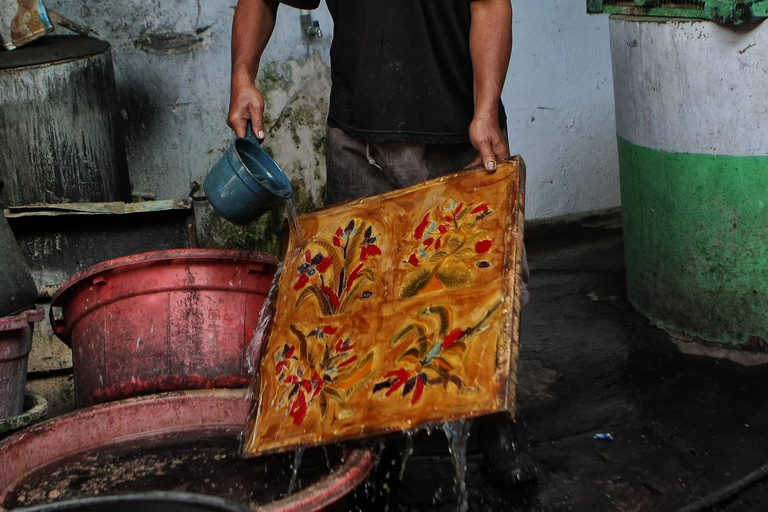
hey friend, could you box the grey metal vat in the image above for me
[0,36,131,206]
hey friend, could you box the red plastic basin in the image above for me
[50,249,277,407]
[0,390,374,511]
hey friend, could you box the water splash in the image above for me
[441,418,473,512]
[322,445,331,472]
[287,447,305,495]
[286,197,305,248]
[245,260,284,401]
[244,199,308,400]
[398,432,414,481]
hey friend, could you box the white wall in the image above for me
[504,3,619,219]
[45,1,619,221]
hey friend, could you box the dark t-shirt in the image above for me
[322,0,506,144]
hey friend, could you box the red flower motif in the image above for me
[289,391,308,425]
[311,371,323,397]
[300,379,313,394]
[339,354,358,368]
[333,226,345,247]
[305,249,312,263]
[475,239,493,254]
[336,337,355,352]
[321,285,341,309]
[346,263,364,292]
[384,369,410,397]
[275,344,296,374]
[471,203,489,214]
[414,213,430,239]
[316,256,332,273]
[435,239,442,250]
[408,254,420,267]
[423,237,434,247]
[333,227,344,247]
[412,376,426,404]
[293,273,310,291]
[438,224,450,234]
[323,325,338,335]
[442,328,464,349]
[360,244,381,261]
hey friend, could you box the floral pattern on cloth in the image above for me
[243,160,525,457]
[400,200,496,298]
[372,302,501,405]
[274,324,374,426]
[293,219,381,316]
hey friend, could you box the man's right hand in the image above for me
[227,78,267,140]
[227,0,279,140]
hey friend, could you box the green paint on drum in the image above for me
[618,136,768,348]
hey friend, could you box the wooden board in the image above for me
[242,157,526,457]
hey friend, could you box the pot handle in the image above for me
[247,262,265,273]
[49,306,67,337]
[245,122,261,145]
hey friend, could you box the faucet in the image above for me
[300,10,322,38]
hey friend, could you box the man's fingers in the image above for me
[227,115,248,139]
[465,155,483,169]
[496,140,511,161]
[477,140,497,173]
[226,109,266,141]
[226,87,267,140]
[250,112,266,141]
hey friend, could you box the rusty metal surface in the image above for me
[0,0,53,51]
[50,250,278,407]
[0,390,374,512]
[5,199,197,298]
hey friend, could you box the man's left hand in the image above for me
[467,116,510,172]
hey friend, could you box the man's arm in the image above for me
[227,0,280,139]
[467,0,513,172]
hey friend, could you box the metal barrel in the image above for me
[0,35,132,206]
[610,16,768,348]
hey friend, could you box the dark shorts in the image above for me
[325,126,478,204]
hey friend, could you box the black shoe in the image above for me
[478,417,539,487]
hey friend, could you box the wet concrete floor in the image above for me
[356,218,768,512]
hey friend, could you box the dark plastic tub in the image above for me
[49,249,277,407]
[12,492,252,512]
[0,308,44,420]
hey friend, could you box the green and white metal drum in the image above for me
[610,16,768,348]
